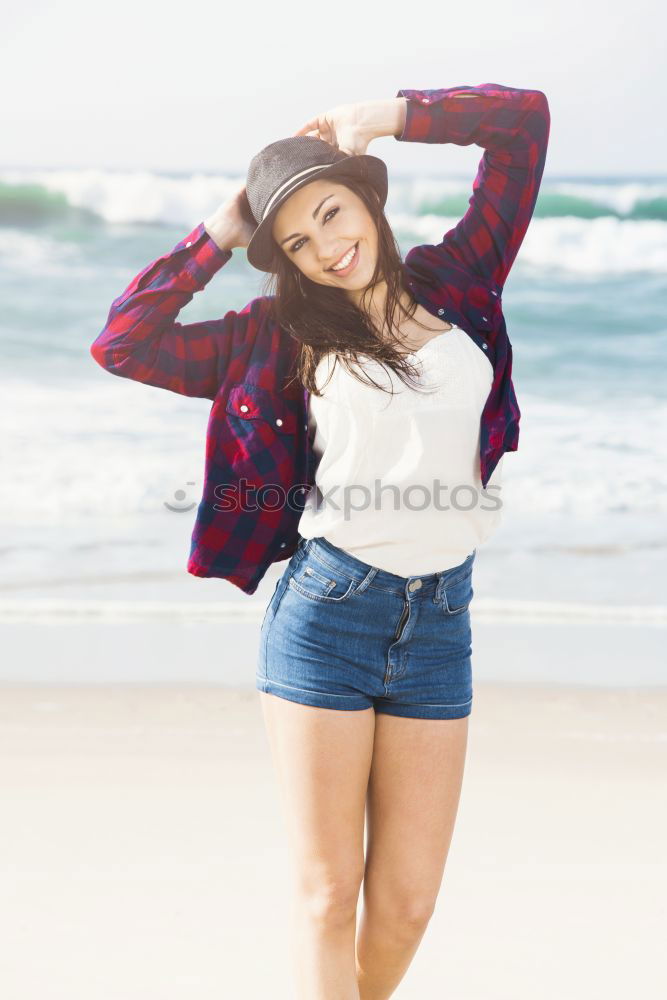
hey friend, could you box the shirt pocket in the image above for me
[224,381,298,466]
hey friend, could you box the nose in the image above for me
[319,244,346,269]
[318,246,335,266]
[317,233,346,261]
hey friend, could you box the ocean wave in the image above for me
[0,168,242,227]
[392,212,667,275]
[2,168,666,277]
[406,177,667,221]
[2,168,667,227]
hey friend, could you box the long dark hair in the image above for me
[259,174,443,399]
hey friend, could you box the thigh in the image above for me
[258,692,376,892]
[363,713,469,912]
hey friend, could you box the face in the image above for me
[271,178,379,296]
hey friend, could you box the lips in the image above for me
[327,242,359,273]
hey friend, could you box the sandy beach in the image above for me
[1,681,665,999]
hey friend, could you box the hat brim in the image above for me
[245,154,388,273]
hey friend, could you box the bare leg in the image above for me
[356,714,469,999]
[259,692,376,999]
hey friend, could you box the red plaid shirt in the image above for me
[91,82,550,595]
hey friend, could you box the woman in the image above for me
[91,82,550,997]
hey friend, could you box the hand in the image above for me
[293,101,385,155]
[294,98,406,154]
[204,181,257,251]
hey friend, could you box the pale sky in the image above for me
[3,0,664,177]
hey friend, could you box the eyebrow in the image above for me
[279,194,336,246]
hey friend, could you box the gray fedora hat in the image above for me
[244,135,388,272]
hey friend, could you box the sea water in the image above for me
[0,166,665,680]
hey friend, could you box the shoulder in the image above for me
[229,293,276,324]
[223,293,284,341]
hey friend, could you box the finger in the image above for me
[293,117,320,136]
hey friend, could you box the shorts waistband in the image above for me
[298,535,476,600]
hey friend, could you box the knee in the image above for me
[368,891,436,936]
[296,871,364,927]
[394,898,435,933]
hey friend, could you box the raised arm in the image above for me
[90,185,260,400]
[394,82,551,291]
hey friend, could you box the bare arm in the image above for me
[204,181,257,251]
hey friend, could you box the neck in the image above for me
[345,279,415,336]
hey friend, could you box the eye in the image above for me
[290,206,339,253]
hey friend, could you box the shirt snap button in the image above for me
[185,241,192,248]
[240,403,249,412]
[437,308,445,315]
[275,418,283,427]
[279,542,286,548]
[422,98,430,104]
[482,344,488,350]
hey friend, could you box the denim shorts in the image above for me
[256,535,476,720]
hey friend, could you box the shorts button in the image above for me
[408,579,422,592]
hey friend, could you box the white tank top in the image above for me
[297,325,505,576]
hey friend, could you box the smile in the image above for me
[327,242,359,274]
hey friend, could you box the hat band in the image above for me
[261,163,331,221]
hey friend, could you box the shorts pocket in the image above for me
[288,554,357,604]
[441,569,474,616]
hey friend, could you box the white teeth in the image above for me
[330,244,357,271]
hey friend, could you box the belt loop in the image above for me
[295,536,309,563]
[355,566,378,594]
